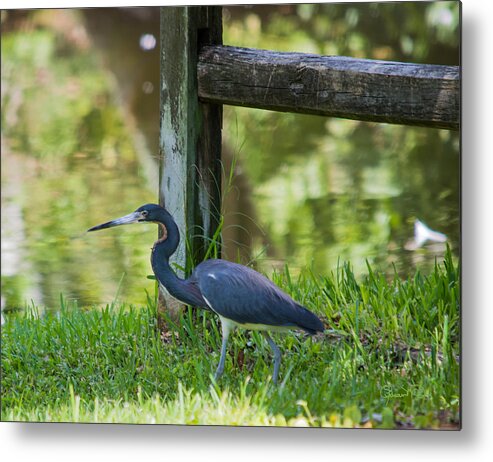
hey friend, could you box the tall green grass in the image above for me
[1,250,459,428]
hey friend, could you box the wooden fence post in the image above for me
[159,6,222,320]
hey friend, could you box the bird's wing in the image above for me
[191,260,323,333]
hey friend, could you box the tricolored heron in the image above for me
[88,204,324,384]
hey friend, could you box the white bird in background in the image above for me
[405,219,447,250]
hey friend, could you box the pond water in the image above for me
[1,4,460,314]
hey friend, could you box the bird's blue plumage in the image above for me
[88,203,325,384]
[190,259,324,334]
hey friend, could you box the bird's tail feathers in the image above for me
[294,304,325,334]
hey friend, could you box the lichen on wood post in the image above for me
[158,6,222,321]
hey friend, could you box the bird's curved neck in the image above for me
[150,210,203,306]
[152,209,180,258]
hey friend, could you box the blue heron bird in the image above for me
[88,203,324,384]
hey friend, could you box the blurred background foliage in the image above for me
[1,9,157,312]
[221,2,459,276]
[1,2,459,313]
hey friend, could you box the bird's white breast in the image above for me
[202,295,293,333]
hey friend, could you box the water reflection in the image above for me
[1,152,42,312]
[222,2,459,277]
[1,9,156,312]
[1,4,459,314]
[1,151,156,312]
[222,108,459,277]
[405,219,448,251]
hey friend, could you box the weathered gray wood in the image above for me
[159,6,222,317]
[198,45,459,130]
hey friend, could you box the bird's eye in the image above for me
[141,210,148,217]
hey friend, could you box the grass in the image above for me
[1,250,460,428]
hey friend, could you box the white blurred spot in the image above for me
[428,5,454,27]
[139,33,156,51]
[405,219,447,250]
[434,8,453,26]
[142,81,154,94]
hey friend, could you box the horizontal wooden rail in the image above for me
[198,45,459,130]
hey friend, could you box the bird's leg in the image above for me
[262,332,281,385]
[214,319,232,381]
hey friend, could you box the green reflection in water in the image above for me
[222,2,459,277]
[1,10,156,312]
[1,4,460,314]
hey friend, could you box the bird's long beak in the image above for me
[87,211,143,232]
